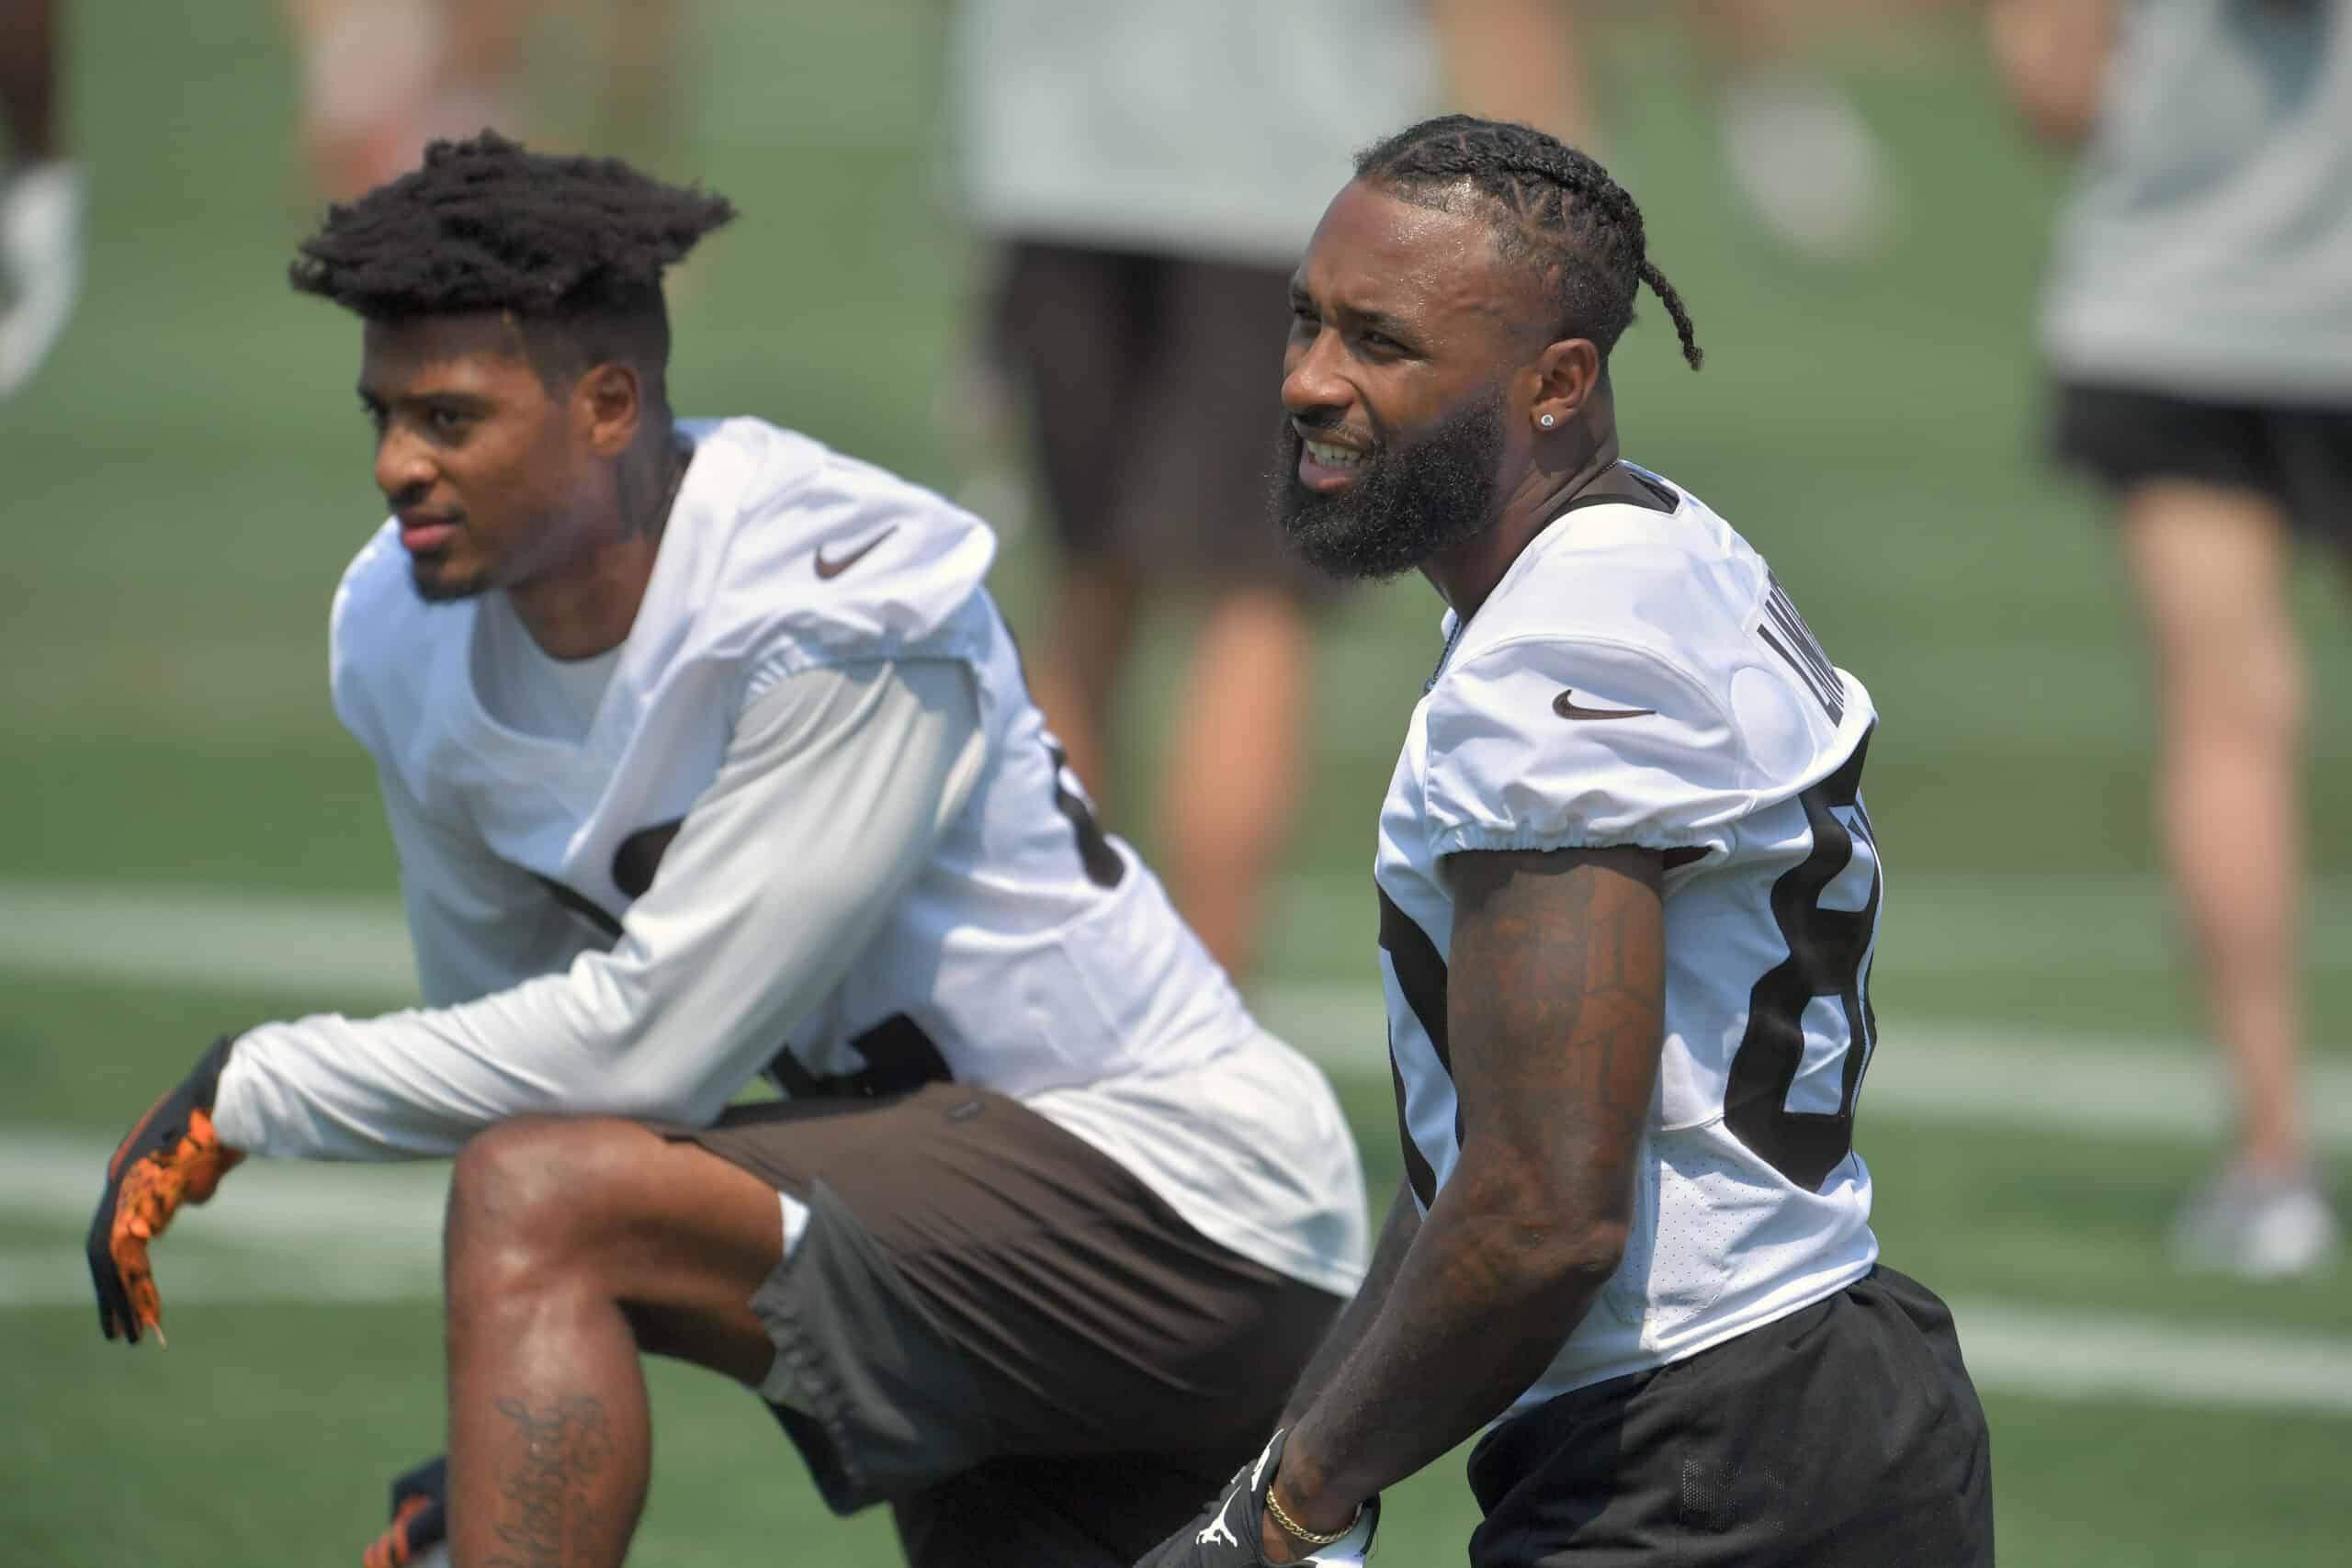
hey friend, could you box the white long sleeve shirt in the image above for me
[219,657,986,1155]
[209,417,1369,1295]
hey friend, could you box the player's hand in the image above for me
[85,1034,243,1344]
[363,1453,447,1568]
[1131,1430,1378,1567]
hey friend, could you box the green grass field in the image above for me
[6,4,2350,1564]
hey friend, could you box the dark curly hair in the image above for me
[1355,116,1702,372]
[289,130,736,393]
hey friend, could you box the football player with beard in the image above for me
[1138,116,1991,1568]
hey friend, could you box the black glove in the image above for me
[1132,1429,1379,1567]
[86,1034,243,1344]
[363,1453,447,1568]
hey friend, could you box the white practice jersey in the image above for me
[1375,465,1883,1411]
[214,416,1367,1296]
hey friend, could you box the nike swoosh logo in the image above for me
[1554,689,1656,721]
[814,525,896,580]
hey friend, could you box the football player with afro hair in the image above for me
[88,133,1370,1568]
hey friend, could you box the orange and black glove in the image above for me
[85,1033,244,1344]
[363,1453,447,1568]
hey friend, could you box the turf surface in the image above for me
[6,3,2348,1563]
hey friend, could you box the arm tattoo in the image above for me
[1276,849,1665,1516]
[486,1394,613,1568]
[1452,848,1663,1187]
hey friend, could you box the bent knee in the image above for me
[2158,652,2309,751]
[447,1118,657,1287]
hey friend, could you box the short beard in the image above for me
[409,559,493,604]
[1272,389,1507,581]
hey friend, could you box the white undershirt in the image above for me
[471,595,621,744]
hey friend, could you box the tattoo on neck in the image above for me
[484,1393,612,1568]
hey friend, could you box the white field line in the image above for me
[1273,874,2352,976]
[6,880,2352,1152]
[11,873,2352,997]
[3,1133,2347,1416]
[1250,984,2352,1152]
[1943,1299,2352,1417]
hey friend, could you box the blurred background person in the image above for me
[0,0,80,400]
[949,0,1583,985]
[1690,0,1904,263]
[1590,0,1907,263]
[1992,0,2348,1278]
[282,0,683,200]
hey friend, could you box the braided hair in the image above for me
[1354,116,1702,371]
[289,131,735,391]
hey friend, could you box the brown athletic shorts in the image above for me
[662,1083,1345,1568]
[989,240,1344,606]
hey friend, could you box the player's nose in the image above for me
[1280,329,1351,420]
[373,426,437,503]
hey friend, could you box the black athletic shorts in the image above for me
[2053,380,2352,553]
[989,240,1343,605]
[1464,1267,1994,1567]
[662,1084,1344,1568]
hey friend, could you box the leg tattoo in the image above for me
[484,1394,614,1568]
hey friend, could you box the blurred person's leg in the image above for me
[1125,256,1330,985]
[2063,383,2341,1278]
[1430,0,1597,144]
[605,0,684,156]
[286,0,443,197]
[288,0,538,200]
[990,242,1157,812]
[2120,481,2338,1277]
[1028,554,1145,812]
[0,0,82,400]
[2121,483,2308,1168]
[0,0,62,161]
[425,0,537,145]
[1155,586,1313,980]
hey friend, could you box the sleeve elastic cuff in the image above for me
[1428,823,1721,860]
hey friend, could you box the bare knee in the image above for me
[444,1119,786,1382]
[2157,641,2308,761]
[446,1118,651,1303]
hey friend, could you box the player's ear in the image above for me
[579,362,643,458]
[1528,337,1602,433]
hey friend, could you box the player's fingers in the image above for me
[109,1224,163,1337]
[119,1155,192,1246]
[86,1252,120,1340]
[86,1198,138,1343]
